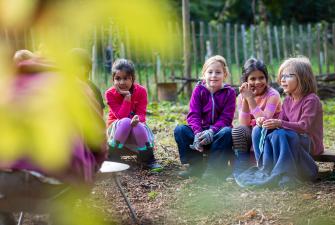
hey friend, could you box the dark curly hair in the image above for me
[111,58,135,81]
[241,58,269,83]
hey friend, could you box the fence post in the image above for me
[234,23,239,84]
[257,25,264,60]
[191,21,198,77]
[200,21,205,62]
[323,24,329,74]
[250,25,255,57]
[298,24,303,55]
[267,25,273,65]
[290,24,295,55]
[317,23,322,75]
[182,0,192,96]
[282,25,288,59]
[225,23,232,73]
[167,22,175,79]
[332,23,335,72]
[208,24,213,55]
[307,23,312,59]
[274,25,280,61]
[125,28,131,60]
[217,24,223,57]
[241,24,247,62]
[91,27,98,83]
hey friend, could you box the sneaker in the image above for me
[225,174,235,183]
[178,165,204,179]
[146,162,163,172]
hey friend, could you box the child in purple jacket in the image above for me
[174,55,236,180]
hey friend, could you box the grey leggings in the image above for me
[231,125,252,151]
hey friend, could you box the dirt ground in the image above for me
[86,120,335,225]
[23,101,335,225]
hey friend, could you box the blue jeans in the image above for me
[251,126,263,162]
[246,126,318,187]
[174,125,233,169]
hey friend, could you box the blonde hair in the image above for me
[201,55,230,80]
[277,56,317,96]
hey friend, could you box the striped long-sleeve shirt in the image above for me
[237,86,281,126]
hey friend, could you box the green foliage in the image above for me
[171,0,335,25]
[148,191,159,201]
[322,99,335,149]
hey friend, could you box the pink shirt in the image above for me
[105,83,148,127]
[280,93,324,155]
[237,87,281,126]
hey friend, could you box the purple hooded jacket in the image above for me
[187,82,236,134]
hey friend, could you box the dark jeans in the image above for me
[174,125,233,169]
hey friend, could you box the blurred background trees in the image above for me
[170,0,335,25]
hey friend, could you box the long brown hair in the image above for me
[277,56,317,96]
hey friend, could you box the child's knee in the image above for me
[118,117,132,126]
[174,125,189,137]
[232,126,251,150]
[216,127,232,140]
[251,126,262,139]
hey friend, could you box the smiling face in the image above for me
[247,70,267,96]
[280,66,300,96]
[203,61,226,92]
[113,70,133,91]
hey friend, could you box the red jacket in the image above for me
[105,83,148,127]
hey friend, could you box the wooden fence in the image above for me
[91,21,335,99]
[5,21,335,99]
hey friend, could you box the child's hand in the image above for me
[115,86,131,96]
[262,119,282,129]
[190,132,204,152]
[131,115,139,127]
[198,129,214,145]
[239,82,255,100]
[256,117,266,127]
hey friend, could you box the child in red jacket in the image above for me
[105,59,162,171]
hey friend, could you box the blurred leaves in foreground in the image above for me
[0,0,177,171]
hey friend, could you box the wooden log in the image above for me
[313,150,335,163]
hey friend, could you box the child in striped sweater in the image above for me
[232,58,281,178]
